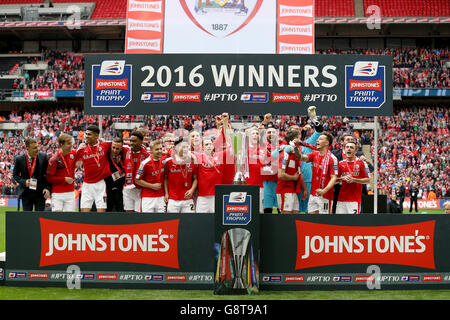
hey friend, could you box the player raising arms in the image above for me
[164,138,198,213]
[47,133,77,212]
[335,141,370,214]
[196,138,223,213]
[135,139,166,213]
[299,132,338,214]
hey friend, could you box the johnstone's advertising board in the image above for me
[84,54,393,116]
[5,212,450,290]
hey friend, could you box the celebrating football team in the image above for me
[16,108,373,214]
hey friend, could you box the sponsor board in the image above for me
[345,61,386,109]
[91,60,132,108]
[403,199,440,210]
[295,220,435,270]
[7,213,450,290]
[223,193,252,226]
[85,53,392,116]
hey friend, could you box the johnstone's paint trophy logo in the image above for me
[91,60,132,108]
[345,61,386,109]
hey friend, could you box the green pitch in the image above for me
[1,207,449,300]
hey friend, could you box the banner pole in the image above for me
[374,116,378,214]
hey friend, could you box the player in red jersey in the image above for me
[75,125,111,212]
[300,132,338,214]
[135,139,166,213]
[47,133,77,212]
[213,113,235,185]
[122,131,150,212]
[336,141,370,214]
[277,130,307,213]
[164,138,198,213]
[196,138,223,213]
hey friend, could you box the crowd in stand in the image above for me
[9,47,450,91]
[320,47,450,88]
[0,105,448,203]
[12,50,85,91]
[377,106,449,199]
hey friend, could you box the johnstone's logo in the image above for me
[223,193,251,225]
[39,218,180,268]
[92,60,132,108]
[295,220,435,270]
[345,61,385,109]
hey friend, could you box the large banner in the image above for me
[6,212,214,289]
[5,212,450,290]
[84,53,392,116]
[125,0,314,54]
[260,214,450,290]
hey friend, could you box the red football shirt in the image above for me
[307,151,339,200]
[245,145,263,186]
[165,158,198,201]
[136,156,165,198]
[47,150,76,193]
[276,149,298,194]
[75,142,111,184]
[338,159,370,203]
[197,153,223,196]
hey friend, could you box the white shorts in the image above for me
[167,199,195,213]
[277,193,299,212]
[308,195,332,214]
[141,196,166,213]
[336,201,360,214]
[123,187,142,212]
[196,195,215,213]
[51,191,76,212]
[81,180,107,210]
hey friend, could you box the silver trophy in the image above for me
[230,122,251,185]
[227,228,251,289]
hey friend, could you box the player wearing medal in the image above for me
[76,125,111,212]
[46,133,77,212]
[196,138,223,213]
[122,131,150,212]
[277,130,307,213]
[135,139,166,213]
[336,141,370,214]
[164,138,198,213]
[300,132,338,214]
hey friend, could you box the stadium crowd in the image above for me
[9,47,450,91]
[377,106,449,200]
